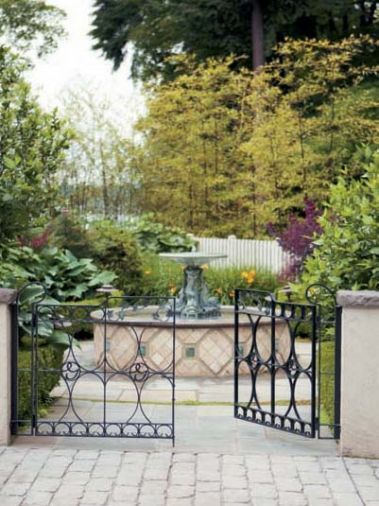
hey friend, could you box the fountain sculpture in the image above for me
[159,252,227,319]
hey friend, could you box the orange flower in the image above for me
[241,270,256,285]
[214,287,223,295]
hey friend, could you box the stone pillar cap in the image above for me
[0,288,18,304]
[337,290,379,308]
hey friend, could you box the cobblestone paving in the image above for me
[0,447,378,506]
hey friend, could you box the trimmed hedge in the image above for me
[18,346,64,421]
[319,340,336,427]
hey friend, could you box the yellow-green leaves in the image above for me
[131,37,378,237]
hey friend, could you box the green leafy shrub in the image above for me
[204,266,281,305]
[49,212,92,259]
[124,214,196,253]
[0,245,116,300]
[139,253,183,297]
[17,346,64,422]
[140,254,280,302]
[301,149,379,292]
[49,216,144,295]
[87,221,143,294]
[0,47,70,243]
[319,340,336,429]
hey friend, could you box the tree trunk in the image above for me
[251,0,265,70]
[99,143,109,217]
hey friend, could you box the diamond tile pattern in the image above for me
[93,319,290,377]
[198,330,233,375]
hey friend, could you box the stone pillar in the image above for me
[0,288,17,445]
[337,290,379,458]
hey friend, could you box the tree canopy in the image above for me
[0,47,71,242]
[128,37,378,237]
[0,0,65,57]
[90,0,378,80]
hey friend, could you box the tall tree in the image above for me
[60,86,137,219]
[129,37,378,237]
[0,47,70,242]
[251,0,264,69]
[91,0,378,80]
[0,0,65,57]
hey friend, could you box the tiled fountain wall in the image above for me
[94,317,291,377]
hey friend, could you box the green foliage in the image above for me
[130,56,253,236]
[50,213,92,259]
[87,221,143,295]
[204,267,280,305]
[139,253,183,297]
[131,38,378,237]
[17,346,64,422]
[140,253,280,303]
[124,214,196,253]
[90,0,378,80]
[50,215,146,295]
[301,149,379,291]
[91,0,252,79]
[319,340,336,429]
[0,245,116,300]
[0,47,71,242]
[0,0,65,57]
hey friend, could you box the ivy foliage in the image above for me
[301,149,379,291]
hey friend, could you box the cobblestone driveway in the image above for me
[0,447,378,506]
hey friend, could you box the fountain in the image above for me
[159,252,227,319]
[92,252,291,377]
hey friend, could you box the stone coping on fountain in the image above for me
[91,305,271,328]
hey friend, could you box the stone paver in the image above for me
[0,447,377,505]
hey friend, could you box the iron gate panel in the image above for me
[234,289,317,438]
[12,289,176,442]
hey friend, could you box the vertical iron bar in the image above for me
[334,305,342,440]
[234,290,240,417]
[103,298,108,436]
[270,300,276,418]
[32,304,38,434]
[316,303,322,436]
[172,297,176,447]
[311,305,317,437]
[10,302,19,435]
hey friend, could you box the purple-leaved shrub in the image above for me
[268,199,323,281]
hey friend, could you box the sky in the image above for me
[28,0,144,134]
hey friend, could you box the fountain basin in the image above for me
[93,306,291,377]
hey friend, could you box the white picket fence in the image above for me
[194,235,289,273]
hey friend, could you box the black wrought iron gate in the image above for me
[234,286,341,439]
[11,286,176,443]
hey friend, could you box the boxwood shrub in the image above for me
[17,346,64,422]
